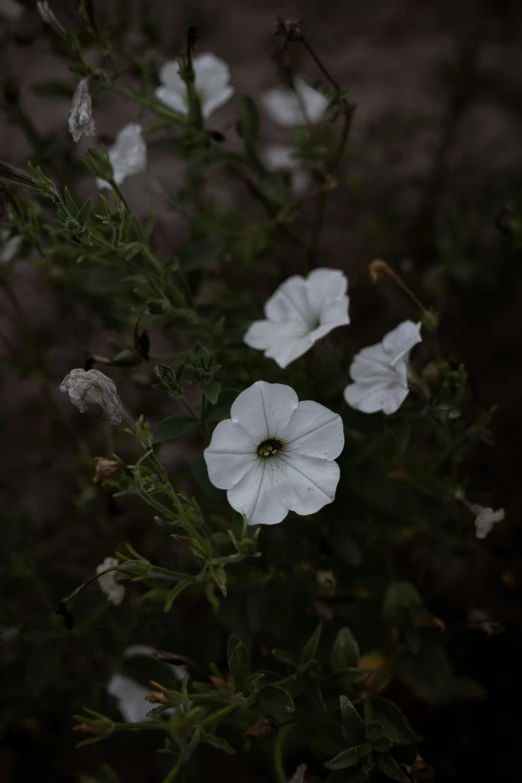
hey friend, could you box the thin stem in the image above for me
[273,723,293,783]
[161,756,184,783]
[369,259,428,315]
[199,703,237,728]
[300,35,341,91]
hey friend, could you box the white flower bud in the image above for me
[60,368,133,426]
[96,557,125,606]
[68,79,96,143]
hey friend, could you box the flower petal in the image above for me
[305,268,350,327]
[155,85,187,114]
[264,275,312,325]
[244,320,312,369]
[348,343,397,383]
[281,400,344,460]
[108,674,152,723]
[279,453,340,515]
[204,419,257,490]
[382,320,422,365]
[262,78,328,127]
[227,460,290,525]
[343,379,408,415]
[231,381,299,440]
[263,144,297,171]
[294,78,329,123]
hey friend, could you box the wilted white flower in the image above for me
[155,53,234,120]
[288,766,307,783]
[262,77,329,127]
[68,79,96,143]
[204,381,344,526]
[108,645,186,723]
[96,556,125,606]
[36,1,66,37]
[344,320,422,415]
[60,368,133,426]
[244,268,350,369]
[96,123,147,190]
[263,144,311,195]
[0,229,21,263]
[0,0,25,21]
[470,504,505,540]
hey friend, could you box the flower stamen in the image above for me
[256,437,284,459]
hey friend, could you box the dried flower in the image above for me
[60,368,133,426]
[68,79,96,143]
[93,456,121,484]
[470,504,505,540]
[96,557,125,606]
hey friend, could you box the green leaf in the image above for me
[382,581,425,629]
[227,636,250,695]
[301,623,322,663]
[374,753,410,783]
[164,579,192,613]
[339,696,366,745]
[239,95,260,150]
[366,720,384,745]
[325,743,372,770]
[332,627,360,671]
[272,649,298,667]
[201,731,236,755]
[374,736,393,753]
[211,565,227,597]
[258,685,295,714]
[76,198,92,227]
[152,414,193,445]
[200,380,220,404]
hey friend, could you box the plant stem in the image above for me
[273,723,293,783]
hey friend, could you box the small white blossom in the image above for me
[0,229,21,263]
[344,320,422,415]
[155,53,234,120]
[244,268,350,369]
[0,0,24,21]
[470,504,505,540]
[263,145,311,195]
[96,556,125,606]
[68,79,96,143]
[262,77,329,127]
[60,368,132,426]
[96,123,147,190]
[204,381,344,526]
[288,766,307,783]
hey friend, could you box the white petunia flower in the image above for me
[60,368,133,426]
[108,645,186,723]
[96,123,147,190]
[68,78,96,143]
[0,0,24,21]
[263,144,312,195]
[204,381,344,526]
[344,320,422,415]
[0,229,21,263]
[96,556,125,606]
[155,53,234,120]
[470,504,505,540]
[262,77,329,127]
[244,268,350,369]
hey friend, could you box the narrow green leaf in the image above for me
[374,753,410,783]
[301,623,322,663]
[339,695,366,745]
[325,743,372,770]
[164,579,191,613]
[372,696,422,745]
[272,649,298,667]
[201,731,236,755]
[332,627,360,671]
[239,95,260,150]
[200,380,220,404]
[258,685,295,714]
[228,636,250,695]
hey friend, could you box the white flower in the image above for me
[0,229,21,263]
[60,368,133,426]
[204,381,344,526]
[470,505,505,540]
[344,320,422,415]
[96,123,147,190]
[0,0,24,21]
[68,79,95,143]
[155,53,234,120]
[288,767,307,783]
[244,268,350,369]
[262,77,329,127]
[96,556,125,606]
[108,645,186,723]
[263,145,311,195]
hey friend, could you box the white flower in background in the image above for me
[344,320,422,415]
[244,268,350,369]
[155,53,234,120]
[470,504,505,540]
[204,381,344,526]
[60,368,133,426]
[96,123,147,190]
[68,78,96,143]
[263,145,311,195]
[262,77,329,127]
[108,645,186,723]
[0,0,24,21]
[0,229,21,263]
[288,766,307,783]
[96,557,125,606]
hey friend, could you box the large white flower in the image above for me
[204,381,344,526]
[263,144,311,195]
[155,53,234,120]
[344,320,422,415]
[96,556,125,606]
[96,123,147,190]
[244,268,350,369]
[262,77,329,127]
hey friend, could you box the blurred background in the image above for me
[1,0,522,781]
